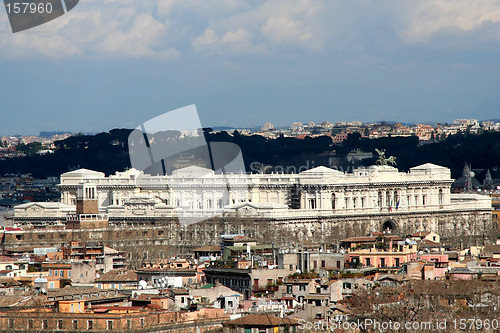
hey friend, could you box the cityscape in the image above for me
[2,1,500,332]
[2,118,499,159]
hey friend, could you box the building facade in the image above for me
[8,163,493,256]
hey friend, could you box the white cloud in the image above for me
[99,13,168,56]
[401,0,500,43]
[191,0,323,54]
[0,0,176,59]
[1,0,499,60]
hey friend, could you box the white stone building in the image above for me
[12,163,492,239]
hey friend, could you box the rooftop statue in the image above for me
[375,148,397,166]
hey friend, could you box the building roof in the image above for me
[410,163,449,170]
[482,244,500,257]
[61,168,105,178]
[377,274,410,282]
[418,239,442,248]
[95,270,137,283]
[0,277,22,287]
[199,283,214,289]
[300,166,343,175]
[193,245,221,252]
[172,166,214,178]
[225,245,273,251]
[412,231,431,237]
[223,314,299,327]
[304,294,329,301]
[172,288,189,295]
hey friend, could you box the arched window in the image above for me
[331,194,336,209]
[378,191,383,207]
[438,189,443,205]
[386,191,391,207]
[393,191,399,207]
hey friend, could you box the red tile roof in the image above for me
[224,314,299,327]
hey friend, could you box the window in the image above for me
[73,320,78,330]
[343,282,352,289]
[331,194,336,209]
[336,261,341,269]
[68,270,72,278]
[378,191,383,207]
[361,197,365,208]
[141,318,145,328]
[344,198,349,209]
[107,320,113,330]
[54,270,58,276]
[353,197,357,208]
[8,319,14,329]
[365,258,371,266]
[60,270,64,277]
[181,297,185,303]
[228,300,233,307]
[42,320,48,329]
[71,304,74,312]
[321,260,325,268]
[299,285,306,291]
[88,320,94,330]
[127,320,132,330]
[57,320,63,330]
[422,195,426,206]
[438,189,443,205]
[380,258,386,267]
[49,282,55,289]
[395,258,400,267]
[309,198,316,209]
[28,319,34,329]
[313,260,317,269]
[287,285,293,293]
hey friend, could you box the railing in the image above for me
[66,214,109,221]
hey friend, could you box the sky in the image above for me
[1,0,500,135]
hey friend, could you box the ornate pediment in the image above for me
[27,205,42,213]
